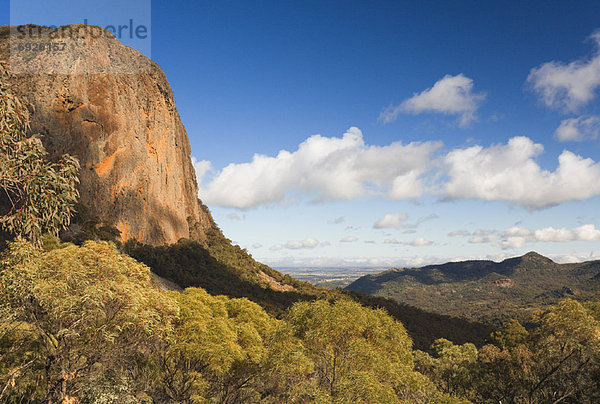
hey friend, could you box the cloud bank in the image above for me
[262,251,600,269]
[196,129,600,211]
[450,224,600,250]
[443,136,600,210]
[197,127,439,209]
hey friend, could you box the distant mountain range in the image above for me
[346,252,600,325]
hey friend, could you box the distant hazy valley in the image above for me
[280,267,385,288]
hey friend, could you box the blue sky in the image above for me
[4,1,600,267]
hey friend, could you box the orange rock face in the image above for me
[0,24,212,245]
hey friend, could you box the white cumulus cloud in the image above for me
[555,116,600,141]
[195,129,600,211]
[527,31,600,112]
[379,74,485,126]
[191,157,212,183]
[407,237,433,247]
[534,224,600,242]
[340,236,358,243]
[197,127,440,209]
[503,226,533,237]
[460,224,600,249]
[443,136,600,210]
[285,238,320,250]
[373,213,408,230]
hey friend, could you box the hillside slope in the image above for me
[346,252,600,324]
[124,203,493,350]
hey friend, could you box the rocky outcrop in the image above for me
[0,24,212,245]
[489,278,515,288]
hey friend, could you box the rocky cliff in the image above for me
[0,24,212,245]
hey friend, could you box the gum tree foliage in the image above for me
[524,299,600,403]
[153,288,315,403]
[0,63,79,244]
[284,299,467,404]
[153,295,467,403]
[482,299,600,404]
[414,339,478,399]
[0,240,178,403]
[418,299,600,404]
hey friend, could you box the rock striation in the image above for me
[0,24,211,245]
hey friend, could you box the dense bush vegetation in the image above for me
[2,239,599,402]
[0,240,464,403]
[415,300,600,403]
[0,240,177,402]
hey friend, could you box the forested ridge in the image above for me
[122,223,493,351]
[347,252,600,325]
